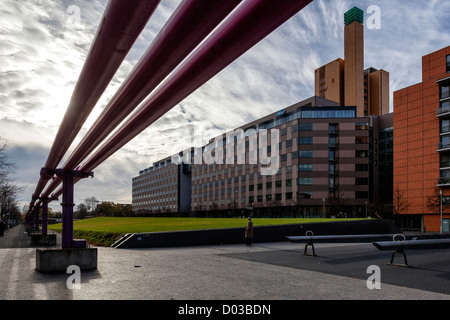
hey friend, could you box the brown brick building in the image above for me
[393,45,450,231]
[133,96,393,218]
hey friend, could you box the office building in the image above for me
[393,45,450,231]
[132,96,393,218]
[315,6,390,117]
[132,155,191,214]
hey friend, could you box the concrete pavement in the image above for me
[1,224,450,300]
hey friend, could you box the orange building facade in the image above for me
[394,46,450,232]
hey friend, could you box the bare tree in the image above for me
[84,196,99,215]
[393,185,409,225]
[0,138,23,222]
[427,187,450,213]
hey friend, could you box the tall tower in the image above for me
[344,7,365,117]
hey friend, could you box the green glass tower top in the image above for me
[344,6,364,26]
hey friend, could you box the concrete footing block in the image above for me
[35,248,98,273]
[30,233,57,246]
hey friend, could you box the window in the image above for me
[329,135,338,147]
[299,150,313,158]
[440,153,450,168]
[275,180,282,188]
[356,178,369,185]
[356,150,368,158]
[266,194,272,202]
[298,164,313,172]
[286,179,292,187]
[441,119,450,134]
[329,124,338,133]
[329,163,336,174]
[356,136,369,144]
[298,192,312,199]
[356,191,369,199]
[299,123,313,131]
[441,82,450,100]
[356,123,369,130]
[298,137,313,144]
[285,192,293,200]
[298,178,313,185]
[356,164,369,171]
[266,182,272,189]
[447,54,450,73]
[301,108,355,118]
[249,196,254,203]
[275,193,282,201]
[286,139,293,148]
[257,183,263,190]
[280,154,287,162]
[249,185,254,191]
[257,195,263,202]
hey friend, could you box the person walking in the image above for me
[245,217,253,245]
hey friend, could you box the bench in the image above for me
[286,230,403,256]
[373,234,450,267]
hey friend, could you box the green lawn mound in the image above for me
[48,217,364,247]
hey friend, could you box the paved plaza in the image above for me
[1,224,450,301]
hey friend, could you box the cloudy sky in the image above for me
[1,0,449,212]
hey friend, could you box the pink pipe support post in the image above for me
[39,0,242,203]
[77,0,314,175]
[27,0,160,213]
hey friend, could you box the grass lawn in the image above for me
[47,216,364,234]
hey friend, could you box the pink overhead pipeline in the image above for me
[50,0,313,199]
[38,0,243,201]
[28,0,161,209]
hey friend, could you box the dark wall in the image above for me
[116,219,399,248]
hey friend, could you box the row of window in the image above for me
[192,176,369,194]
[192,189,370,207]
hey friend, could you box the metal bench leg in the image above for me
[303,241,317,256]
[389,249,410,268]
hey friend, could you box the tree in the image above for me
[0,138,23,222]
[84,196,99,215]
[393,185,409,225]
[327,190,345,218]
[75,203,88,219]
[96,201,123,217]
[427,187,450,213]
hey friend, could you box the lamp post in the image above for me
[440,189,443,233]
[365,201,368,219]
[322,198,325,219]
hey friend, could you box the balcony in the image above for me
[437,100,450,118]
[437,176,450,187]
[437,142,450,152]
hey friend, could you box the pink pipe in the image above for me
[79,0,313,175]
[28,0,161,210]
[39,0,242,200]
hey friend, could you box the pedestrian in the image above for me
[245,217,253,245]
